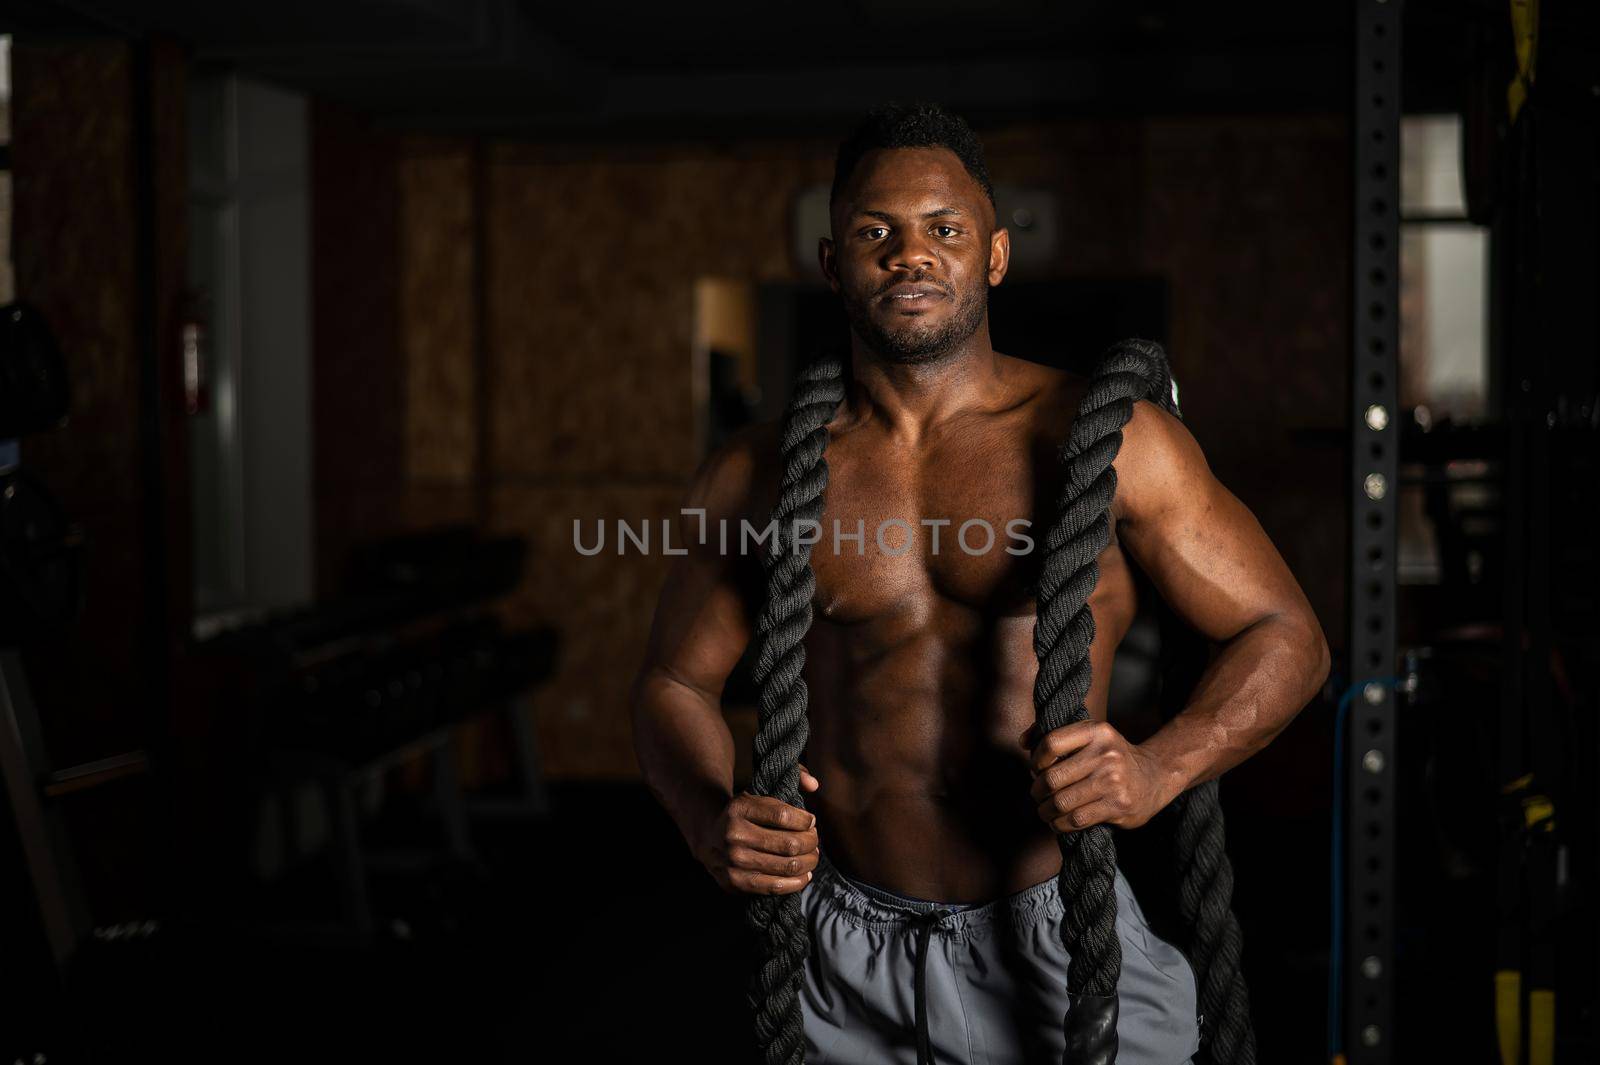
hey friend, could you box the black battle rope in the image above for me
[1174,779,1256,1064]
[747,354,847,1065]
[1046,338,1256,1065]
[747,340,1253,1065]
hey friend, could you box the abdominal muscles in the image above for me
[799,598,1066,901]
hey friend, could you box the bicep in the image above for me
[637,435,768,701]
[1113,400,1316,644]
[640,529,754,700]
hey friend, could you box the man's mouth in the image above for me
[880,282,948,304]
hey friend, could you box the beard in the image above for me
[841,277,989,365]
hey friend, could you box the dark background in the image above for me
[0,1,1595,1063]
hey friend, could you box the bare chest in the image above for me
[807,430,1051,622]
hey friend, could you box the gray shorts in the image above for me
[798,847,1201,1065]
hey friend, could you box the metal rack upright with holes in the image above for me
[1346,0,1402,1061]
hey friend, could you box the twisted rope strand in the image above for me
[1175,779,1256,1064]
[1035,355,1154,1063]
[747,355,846,1065]
[1101,340,1255,1065]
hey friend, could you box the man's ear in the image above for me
[988,226,1011,287]
[818,236,839,293]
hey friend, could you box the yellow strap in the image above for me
[1502,772,1535,795]
[1529,989,1554,1065]
[1496,969,1523,1065]
[1508,0,1540,122]
[1522,794,1555,830]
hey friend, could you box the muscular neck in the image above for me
[846,327,1018,443]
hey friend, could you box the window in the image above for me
[1399,114,1489,424]
[1396,114,1492,587]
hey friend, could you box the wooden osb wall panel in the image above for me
[398,140,477,487]
[485,144,835,482]
[981,118,1348,437]
[11,42,139,508]
[7,40,186,924]
[314,122,487,591]
[490,482,681,779]
[9,40,149,766]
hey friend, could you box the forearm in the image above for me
[1138,613,1329,805]
[631,668,738,848]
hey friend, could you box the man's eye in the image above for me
[863,226,889,240]
[934,225,959,238]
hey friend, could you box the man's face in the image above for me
[822,146,1009,363]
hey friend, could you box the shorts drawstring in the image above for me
[912,907,955,1065]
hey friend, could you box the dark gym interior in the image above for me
[0,1,1596,1063]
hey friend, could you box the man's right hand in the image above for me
[693,764,821,896]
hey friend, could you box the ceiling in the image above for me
[0,0,1529,139]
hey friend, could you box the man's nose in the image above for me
[882,230,938,273]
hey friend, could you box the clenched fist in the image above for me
[1024,720,1177,832]
[693,764,822,896]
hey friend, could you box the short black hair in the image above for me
[830,101,996,212]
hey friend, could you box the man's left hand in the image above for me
[1023,720,1178,832]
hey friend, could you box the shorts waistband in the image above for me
[811,847,1063,937]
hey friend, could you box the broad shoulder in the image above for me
[998,356,1088,445]
[1111,398,1215,525]
[684,418,783,526]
